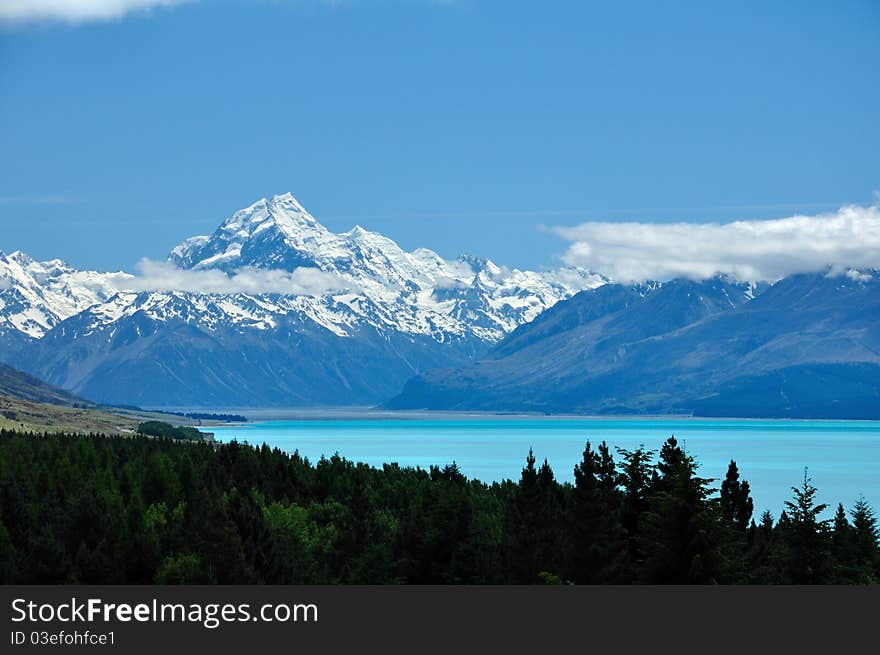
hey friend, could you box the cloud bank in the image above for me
[432,276,468,290]
[553,204,880,283]
[0,0,190,25]
[118,259,354,296]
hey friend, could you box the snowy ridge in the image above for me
[0,251,128,339]
[100,192,606,342]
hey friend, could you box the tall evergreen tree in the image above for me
[747,510,776,582]
[849,495,879,583]
[832,503,850,550]
[616,445,655,576]
[571,441,604,583]
[717,460,754,581]
[639,437,722,583]
[510,448,542,583]
[720,460,754,533]
[830,503,855,583]
[597,442,619,498]
[782,469,830,584]
[536,458,566,580]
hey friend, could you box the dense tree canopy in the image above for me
[0,429,876,584]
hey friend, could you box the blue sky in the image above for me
[1,0,878,272]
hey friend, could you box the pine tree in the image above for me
[571,441,604,583]
[830,502,855,582]
[850,495,879,583]
[781,468,830,584]
[851,496,878,552]
[717,460,754,581]
[595,441,625,581]
[832,503,850,550]
[511,448,542,583]
[720,460,754,533]
[747,509,776,581]
[638,437,722,583]
[617,445,655,576]
[536,458,565,579]
[597,441,619,498]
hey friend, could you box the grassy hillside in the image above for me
[0,362,93,407]
[0,395,139,434]
[0,362,206,434]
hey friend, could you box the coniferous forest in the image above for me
[0,429,877,585]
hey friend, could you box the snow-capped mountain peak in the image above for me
[0,251,126,340]
[231,193,326,241]
[169,193,346,273]
[217,193,318,237]
[2,193,606,350]
[121,193,605,343]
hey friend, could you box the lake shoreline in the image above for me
[146,405,880,424]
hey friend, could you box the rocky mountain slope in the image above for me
[387,271,880,418]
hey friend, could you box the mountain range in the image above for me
[2,192,878,418]
[388,271,880,418]
[0,193,603,406]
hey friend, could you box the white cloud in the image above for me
[432,275,468,290]
[541,267,605,290]
[553,204,880,284]
[0,0,455,25]
[118,259,355,296]
[0,0,191,25]
[846,269,873,283]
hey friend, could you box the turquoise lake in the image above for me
[207,417,880,516]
